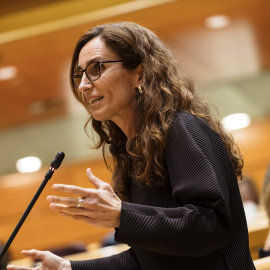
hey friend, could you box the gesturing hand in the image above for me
[46,168,121,228]
[7,249,71,270]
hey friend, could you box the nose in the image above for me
[77,72,93,93]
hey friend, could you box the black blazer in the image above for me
[71,112,255,270]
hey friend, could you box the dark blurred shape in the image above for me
[261,164,270,217]
[239,176,259,221]
[50,242,86,257]
[239,176,259,204]
[0,241,9,270]
[101,231,118,247]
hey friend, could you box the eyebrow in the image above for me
[76,57,103,71]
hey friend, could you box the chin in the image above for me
[92,114,108,122]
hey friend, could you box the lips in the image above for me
[89,96,103,104]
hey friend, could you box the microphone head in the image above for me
[50,151,65,170]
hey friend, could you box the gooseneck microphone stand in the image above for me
[0,151,65,262]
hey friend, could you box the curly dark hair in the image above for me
[69,22,243,201]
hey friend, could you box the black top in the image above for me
[70,112,255,269]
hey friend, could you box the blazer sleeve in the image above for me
[115,112,234,257]
[70,248,142,270]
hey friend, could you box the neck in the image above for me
[113,114,134,139]
[117,120,133,138]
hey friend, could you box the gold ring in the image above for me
[77,198,83,208]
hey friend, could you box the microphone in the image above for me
[45,151,65,180]
[0,152,65,262]
[51,151,65,170]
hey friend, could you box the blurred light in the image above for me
[16,156,42,173]
[222,113,251,131]
[205,15,231,29]
[0,66,18,80]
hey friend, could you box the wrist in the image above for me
[115,205,121,227]
[62,259,72,270]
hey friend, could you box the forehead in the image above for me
[78,36,117,67]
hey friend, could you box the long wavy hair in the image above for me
[69,22,243,201]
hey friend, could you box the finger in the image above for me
[21,249,45,261]
[51,184,89,197]
[49,203,69,212]
[50,203,94,216]
[6,250,42,270]
[86,168,107,189]
[47,195,79,207]
[7,265,34,270]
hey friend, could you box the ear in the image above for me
[135,63,144,88]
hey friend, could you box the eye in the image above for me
[99,63,105,72]
[88,63,101,76]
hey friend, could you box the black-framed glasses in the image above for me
[72,60,125,88]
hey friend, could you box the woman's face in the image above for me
[76,36,142,135]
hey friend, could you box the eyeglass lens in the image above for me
[73,62,101,88]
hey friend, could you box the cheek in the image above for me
[118,79,137,101]
[100,73,119,90]
[99,70,137,100]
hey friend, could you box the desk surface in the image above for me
[254,256,270,270]
[247,206,269,232]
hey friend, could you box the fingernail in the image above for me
[52,184,59,189]
[50,203,56,209]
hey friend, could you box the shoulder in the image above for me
[170,111,212,138]
[167,112,233,179]
[172,111,210,130]
[168,111,225,152]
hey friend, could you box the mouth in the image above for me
[89,96,103,104]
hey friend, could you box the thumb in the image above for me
[86,168,105,189]
[21,249,44,260]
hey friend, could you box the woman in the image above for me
[7,22,255,269]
